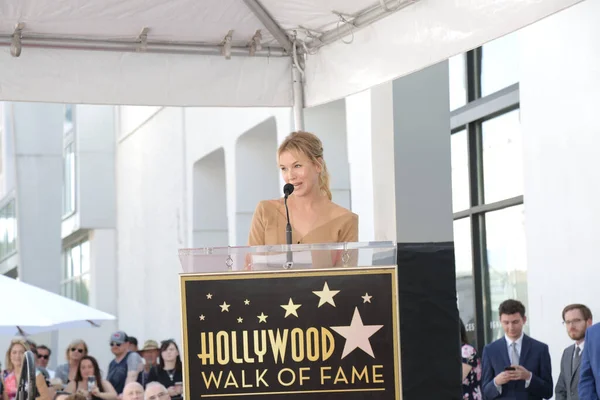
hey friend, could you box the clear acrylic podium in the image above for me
[178,241,397,273]
[178,242,402,400]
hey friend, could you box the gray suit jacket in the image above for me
[555,344,582,400]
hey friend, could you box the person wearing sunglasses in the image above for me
[55,340,89,386]
[36,346,55,380]
[106,332,144,397]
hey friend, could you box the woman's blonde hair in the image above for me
[278,131,332,200]
[5,338,30,372]
[64,339,89,361]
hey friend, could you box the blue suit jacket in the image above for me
[579,322,600,400]
[481,334,553,399]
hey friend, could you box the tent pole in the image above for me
[292,66,305,131]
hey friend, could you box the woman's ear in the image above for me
[316,157,324,173]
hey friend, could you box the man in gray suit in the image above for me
[556,304,593,400]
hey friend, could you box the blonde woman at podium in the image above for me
[247,131,358,268]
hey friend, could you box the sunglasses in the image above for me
[38,354,49,359]
[71,348,85,353]
[110,342,122,347]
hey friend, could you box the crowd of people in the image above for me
[0,331,183,400]
[460,299,599,399]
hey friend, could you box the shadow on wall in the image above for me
[235,117,279,246]
[193,148,228,247]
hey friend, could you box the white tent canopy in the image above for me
[0,274,115,336]
[0,0,581,110]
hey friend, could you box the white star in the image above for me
[280,298,302,318]
[237,317,243,323]
[219,302,230,312]
[331,307,383,359]
[199,315,206,321]
[257,312,268,323]
[313,282,340,307]
[206,293,213,299]
[362,293,373,303]
[244,299,250,305]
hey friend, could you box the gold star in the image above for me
[257,312,268,323]
[362,293,373,303]
[206,293,213,299]
[313,282,340,307]
[244,299,250,305]
[199,315,206,321]
[280,298,302,318]
[237,317,243,323]
[219,301,230,312]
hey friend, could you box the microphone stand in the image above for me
[284,194,293,269]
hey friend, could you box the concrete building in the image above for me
[0,0,599,392]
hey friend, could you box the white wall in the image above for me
[345,83,397,243]
[235,118,279,246]
[520,0,600,387]
[185,107,292,246]
[116,107,185,343]
[304,100,351,209]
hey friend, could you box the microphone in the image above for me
[283,183,294,268]
[283,184,294,245]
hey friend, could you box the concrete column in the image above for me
[75,105,116,230]
[10,102,63,291]
[391,61,459,399]
[393,62,454,243]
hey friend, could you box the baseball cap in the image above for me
[109,331,128,345]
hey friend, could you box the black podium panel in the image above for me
[180,268,402,400]
[396,242,462,400]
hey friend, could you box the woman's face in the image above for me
[278,150,320,198]
[10,344,26,368]
[161,343,179,363]
[79,359,95,378]
[69,343,86,361]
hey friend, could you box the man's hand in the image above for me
[512,365,532,381]
[494,371,513,386]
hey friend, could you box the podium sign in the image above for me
[180,267,401,399]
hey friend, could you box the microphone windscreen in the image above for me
[283,183,294,196]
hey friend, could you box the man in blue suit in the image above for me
[579,322,600,399]
[481,299,553,399]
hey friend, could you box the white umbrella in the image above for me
[0,274,116,336]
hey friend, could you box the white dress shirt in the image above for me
[494,332,532,394]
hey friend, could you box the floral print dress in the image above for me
[462,344,482,400]
[2,371,18,400]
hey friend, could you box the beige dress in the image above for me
[248,199,359,246]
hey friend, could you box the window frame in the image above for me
[62,105,77,219]
[61,236,90,305]
[451,48,524,349]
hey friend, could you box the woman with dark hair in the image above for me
[65,356,117,400]
[147,340,183,399]
[460,320,482,400]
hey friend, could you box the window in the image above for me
[61,238,90,304]
[0,198,17,261]
[62,105,76,217]
[454,218,476,346]
[485,205,528,340]
[449,54,467,111]
[481,32,519,97]
[449,36,525,349]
